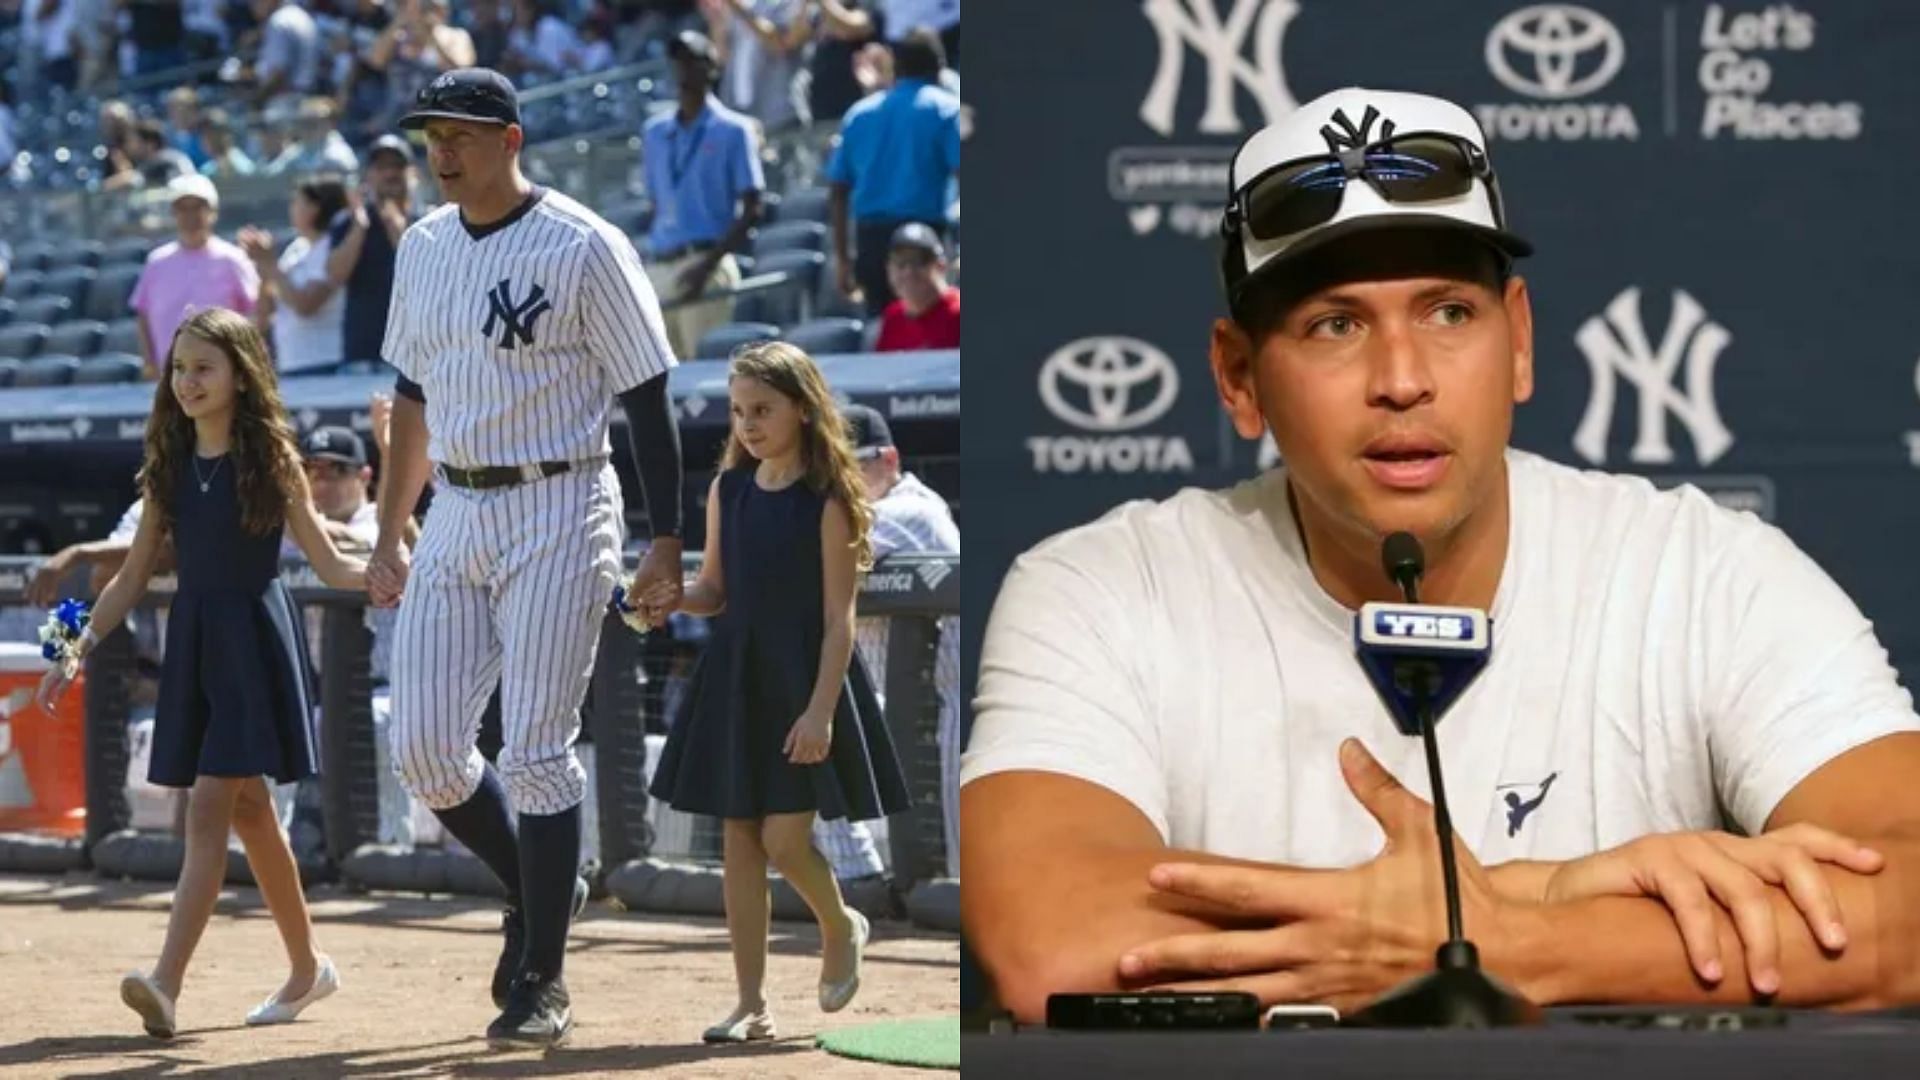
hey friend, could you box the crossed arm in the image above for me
[963,733,1920,1024]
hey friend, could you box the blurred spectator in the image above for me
[807,0,877,123]
[843,403,962,877]
[326,133,416,363]
[331,14,395,144]
[195,107,256,176]
[368,0,475,128]
[295,426,379,548]
[0,81,16,167]
[263,96,361,175]
[251,95,302,169]
[882,0,957,69]
[181,0,228,58]
[250,0,321,106]
[642,30,764,358]
[466,0,511,69]
[241,175,348,373]
[614,0,703,64]
[504,0,579,78]
[826,29,957,315]
[102,117,195,191]
[163,85,209,167]
[710,0,809,136]
[874,222,956,351]
[96,100,139,188]
[124,0,189,78]
[73,0,115,90]
[22,0,81,92]
[575,9,616,69]
[129,173,260,376]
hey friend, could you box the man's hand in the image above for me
[675,259,716,303]
[1114,739,1515,1014]
[631,540,683,625]
[367,541,410,608]
[1540,826,1884,994]
[835,260,860,304]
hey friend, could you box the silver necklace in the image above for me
[191,454,225,494]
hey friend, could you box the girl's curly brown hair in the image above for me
[719,341,875,571]
[138,307,304,538]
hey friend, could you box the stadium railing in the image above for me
[0,549,960,931]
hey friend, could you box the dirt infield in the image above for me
[0,871,959,1078]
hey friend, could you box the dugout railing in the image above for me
[0,550,959,931]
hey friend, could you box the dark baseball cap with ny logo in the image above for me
[399,68,522,130]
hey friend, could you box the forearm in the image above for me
[85,560,155,642]
[327,224,366,284]
[963,834,1281,1023]
[806,616,854,717]
[1504,839,1920,1009]
[376,395,431,550]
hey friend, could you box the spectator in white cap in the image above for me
[129,174,260,378]
[965,87,1920,1022]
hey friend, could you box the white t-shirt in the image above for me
[963,450,1920,869]
[271,234,344,373]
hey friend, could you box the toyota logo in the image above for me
[1038,337,1180,432]
[1486,4,1625,100]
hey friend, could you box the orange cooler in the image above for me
[0,643,86,836]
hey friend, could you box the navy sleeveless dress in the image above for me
[148,453,318,788]
[650,466,911,822]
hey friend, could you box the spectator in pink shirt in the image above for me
[129,174,261,378]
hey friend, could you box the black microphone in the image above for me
[1343,531,1542,1029]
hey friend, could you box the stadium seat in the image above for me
[86,266,144,321]
[782,317,865,356]
[0,323,51,360]
[338,359,399,377]
[3,270,45,300]
[101,318,142,357]
[44,240,104,272]
[0,358,18,388]
[752,220,828,256]
[44,319,107,357]
[10,242,56,274]
[735,250,824,327]
[694,322,783,361]
[780,186,831,224]
[13,294,73,327]
[103,236,156,267]
[72,354,144,385]
[0,298,14,328]
[39,267,97,310]
[862,319,883,352]
[14,354,79,387]
[757,189,783,224]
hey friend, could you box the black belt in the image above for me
[653,241,719,263]
[439,461,574,490]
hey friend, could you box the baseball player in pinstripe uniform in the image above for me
[367,68,686,1049]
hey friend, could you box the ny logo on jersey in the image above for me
[483,279,553,349]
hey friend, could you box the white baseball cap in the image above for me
[1220,87,1530,314]
[167,172,220,211]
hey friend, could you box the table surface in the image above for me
[963,1008,1920,1078]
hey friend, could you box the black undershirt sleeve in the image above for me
[394,374,425,403]
[616,372,684,541]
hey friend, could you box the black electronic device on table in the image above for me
[1045,992,1264,1031]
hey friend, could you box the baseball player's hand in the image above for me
[632,543,683,619]
[783,710,833,765]
[367,543,411,608]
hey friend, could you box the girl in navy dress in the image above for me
[37,308,368,1039]
[643,341,911,1043]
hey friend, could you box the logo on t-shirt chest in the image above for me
[481,278,552,349]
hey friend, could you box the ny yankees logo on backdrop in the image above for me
[1573,287,1734,466]
[1321,105,1395,152]
[1139,0,1298,136]
[483,279,553,349]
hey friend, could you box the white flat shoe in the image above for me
[120,972,176,1039]
[703,1006,776,1043]
[245,956,340,1026]
[819,909,869,1013]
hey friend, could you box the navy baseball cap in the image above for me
[889,222,945,260]
[842,404,894,459]
[399,68,522,130]
[303,426,367,466]
[367,133,414,165]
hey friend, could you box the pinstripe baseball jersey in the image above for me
[381,187,676,468]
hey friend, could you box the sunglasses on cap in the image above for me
[1223,132,1506,243]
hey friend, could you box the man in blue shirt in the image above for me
[642,30,766,359]
[327,133,419,365]
[826,29,960,317]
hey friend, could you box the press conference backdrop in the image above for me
[963,0,1920,738]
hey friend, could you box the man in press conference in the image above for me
[961,87,1920,1023]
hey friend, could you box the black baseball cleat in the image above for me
[487,971,573,1050]
[492,876,590,1008]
